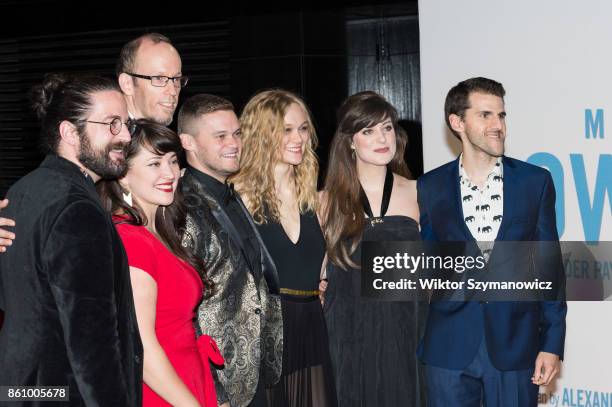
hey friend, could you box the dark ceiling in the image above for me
[0,0,418,38]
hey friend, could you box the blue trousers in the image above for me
[425,337,538,407]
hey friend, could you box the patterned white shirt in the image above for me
[459,155,504,244]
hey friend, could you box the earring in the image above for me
[122,191,133,206]
[350,144,355,160]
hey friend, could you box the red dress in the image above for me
[115,218,222,407]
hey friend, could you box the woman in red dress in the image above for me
[99,119,222,406]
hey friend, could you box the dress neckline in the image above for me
[368,214,419,226]
[114,215,198,273]
[279,211,302,246]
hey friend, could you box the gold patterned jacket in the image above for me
[181,169,283,407]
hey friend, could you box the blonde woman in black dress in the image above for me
[231,90,337,407]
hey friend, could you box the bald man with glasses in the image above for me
[116,32,187,126]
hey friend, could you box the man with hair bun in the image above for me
[0,74,143,406]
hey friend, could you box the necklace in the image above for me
[359,168,393,227]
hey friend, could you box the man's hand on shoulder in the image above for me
[532,351,560,386]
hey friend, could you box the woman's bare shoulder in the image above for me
[390,173,419,220]
[393,174,417,194]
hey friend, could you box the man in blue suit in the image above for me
[417,77,566,406]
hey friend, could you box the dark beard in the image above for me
[78,132,129,179]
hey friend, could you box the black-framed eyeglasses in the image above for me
[83,118,135,136]
[126,72,189,88]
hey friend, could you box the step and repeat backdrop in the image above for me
[419,0,612,404]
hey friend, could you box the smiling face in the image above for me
[352,117,397,167]
[77,90,131,179]
[125,40,182,125]
[185,109,242,182]
[122,147,180,217]
[279,103,311,166]
[453,91,506,157]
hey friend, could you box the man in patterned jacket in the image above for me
[177,93,282,407]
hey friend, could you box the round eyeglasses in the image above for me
[83,118,136,136]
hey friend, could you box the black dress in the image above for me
[324,171,427,407]
[257,211,338,407]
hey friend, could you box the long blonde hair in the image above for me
[231,89,319,224]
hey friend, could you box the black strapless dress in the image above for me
[324,216,428,407]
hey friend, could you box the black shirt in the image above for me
[187,165,262,280]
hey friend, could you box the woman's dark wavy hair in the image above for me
[98,119,213,298]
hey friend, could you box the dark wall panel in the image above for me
[0,22,230,196]
[231,11,347,185]
[347,15,422,176]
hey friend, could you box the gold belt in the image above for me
[279,288,320,296]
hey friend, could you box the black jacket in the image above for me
[0,155,143,406]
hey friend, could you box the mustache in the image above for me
[107,141,130,156]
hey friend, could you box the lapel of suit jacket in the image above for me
[234,195,280,295]
[42,155,100,205]
[211,206,249,260]
[183,170,250,262]
[494,156,516,241]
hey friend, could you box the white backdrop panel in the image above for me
[419,0,612,403]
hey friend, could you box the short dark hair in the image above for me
[30,73,120,153]
[177,94,234,135]
[444,77,505,138]
[115,33,173,77]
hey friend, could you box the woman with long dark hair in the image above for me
[98,119,222,407]
[231,90,337,407]
[321,91,427,406]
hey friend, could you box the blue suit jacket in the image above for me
[417,156,567,371]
